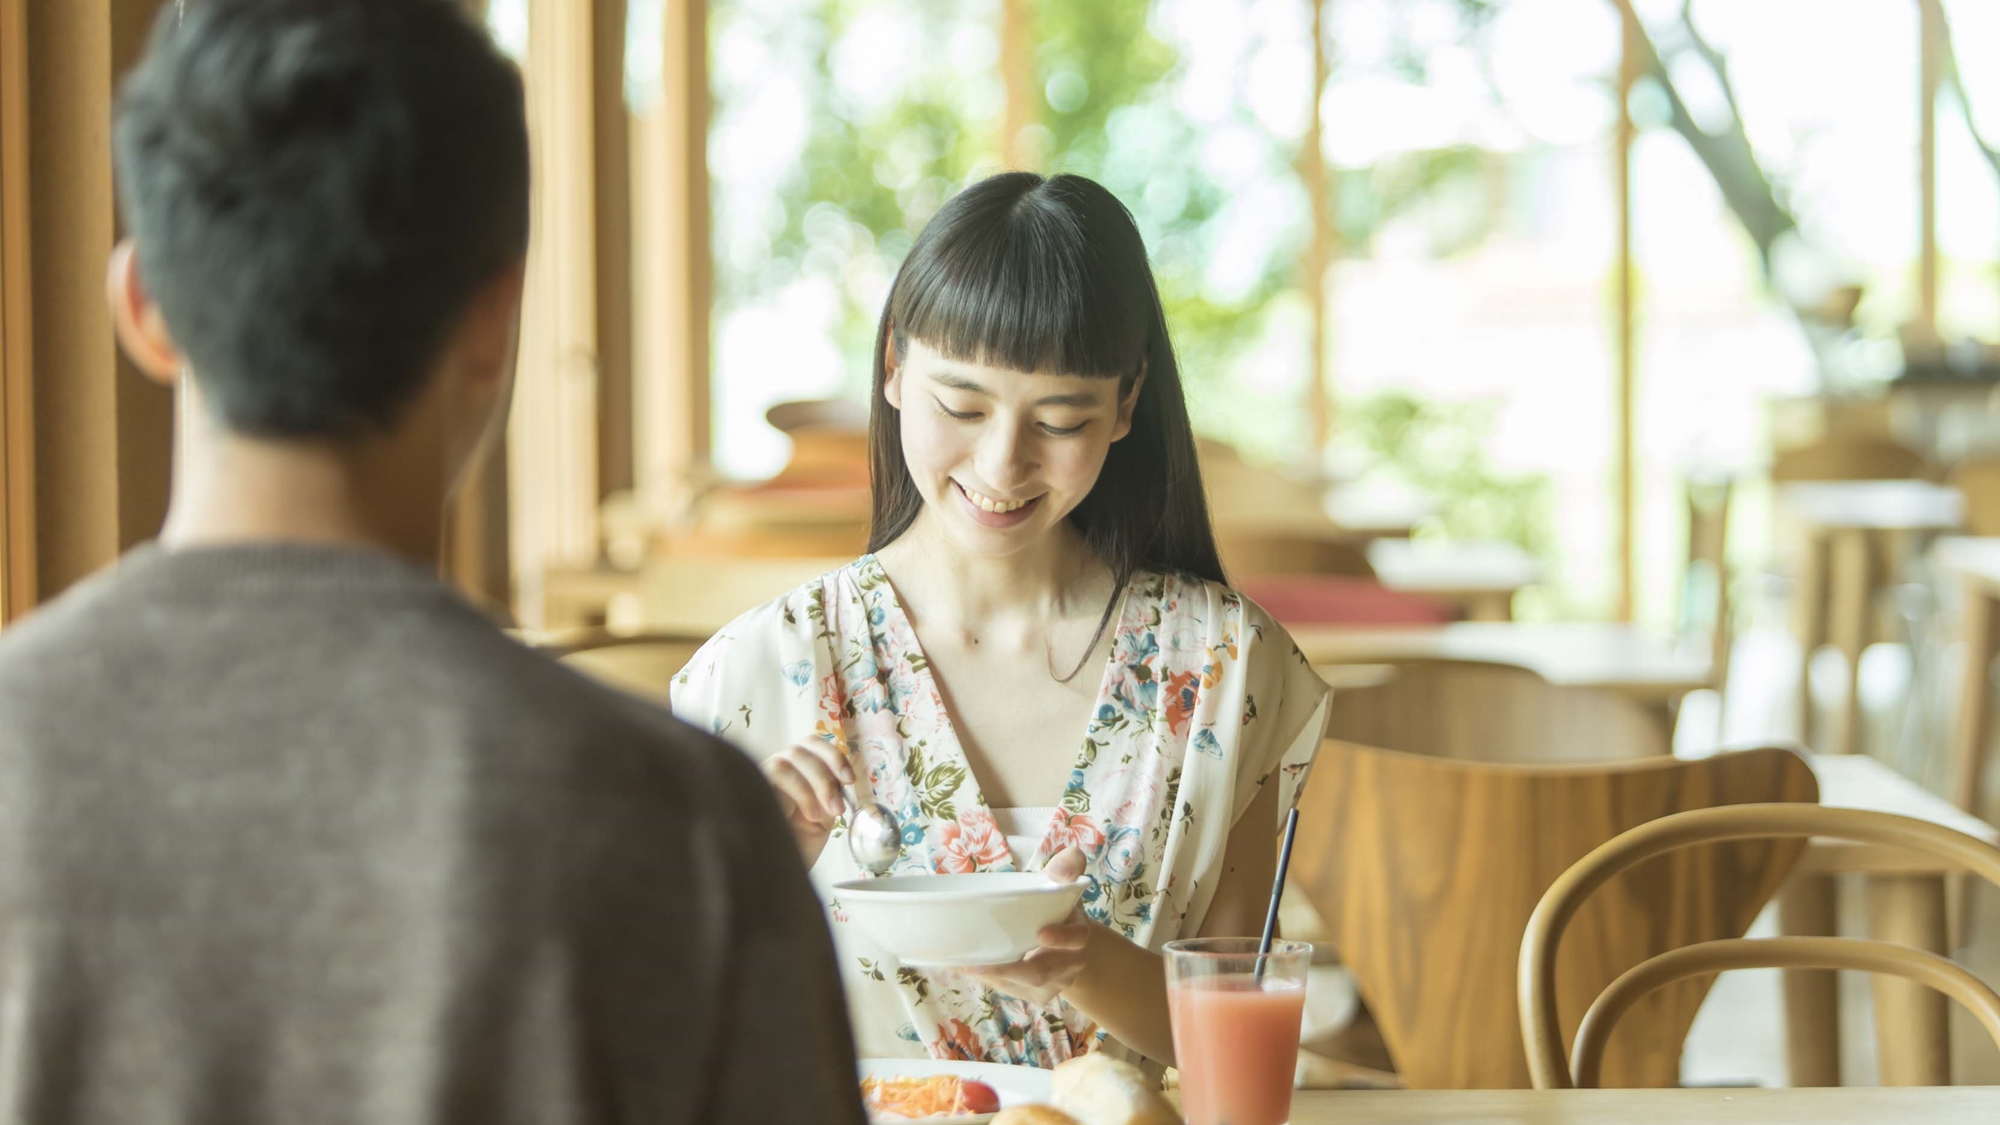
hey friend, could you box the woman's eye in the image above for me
[932,398,981,422]
[1039,421,1086,437]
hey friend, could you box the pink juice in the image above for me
[1168,973,1306,1125]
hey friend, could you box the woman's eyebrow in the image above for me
[929,371,993,396]
[928,370,1102,408]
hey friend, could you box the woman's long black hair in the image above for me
[867,172,1225,674]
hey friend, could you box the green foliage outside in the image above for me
[1339,390,1553,557]
[715,0,1550,560]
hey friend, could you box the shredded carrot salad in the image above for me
[861,1075,991,1119]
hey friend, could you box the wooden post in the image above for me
[633,0,710,521]
[594,0,633,502]
[1302,0,1331,457]
[19,0,174,604]
[510,0,606,626]
[1918,0,1942,343]
[1001,0,1037,170]
[0,0,35,623]
[1615,5,1638,623]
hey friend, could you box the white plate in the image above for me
[859,1057,1054,1124]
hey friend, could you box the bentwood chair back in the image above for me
[1321,660,1669,763]
[1520,804,2000,1088]
[1289,741,1817,1089]
[545,630,710,705]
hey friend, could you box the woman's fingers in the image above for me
[1044,845,1087,883]
[795,736,856,786]
[765,753,845,824]
[1035,923,1092,952]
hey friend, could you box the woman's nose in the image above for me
[974,421,1037,490]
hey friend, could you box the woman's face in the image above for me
[884,336,1140,558]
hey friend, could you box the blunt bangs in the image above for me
[888,174,1148,382]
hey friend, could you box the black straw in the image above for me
[1254,807,1301,983]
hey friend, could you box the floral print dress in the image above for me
[670,555,1330,1068]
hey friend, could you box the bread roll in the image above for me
[990,1107,1085,1125]
[1050,1055,1180,1125]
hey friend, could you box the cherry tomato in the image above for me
[959,1080,1000,1115]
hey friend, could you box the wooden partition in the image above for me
[1,0,175,619]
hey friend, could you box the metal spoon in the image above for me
[847,797,903,875]
[829,736,899,874]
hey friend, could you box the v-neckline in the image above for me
[856,553,1138,870]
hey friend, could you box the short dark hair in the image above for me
[113,0,529,437]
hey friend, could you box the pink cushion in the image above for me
[1238,575,1455,626]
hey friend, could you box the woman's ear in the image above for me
[1110,361,1146,443]
[104,240,184,387]
[882,328,904,411]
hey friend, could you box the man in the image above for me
[0,2,862,1121]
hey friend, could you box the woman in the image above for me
[671,172,1329,1069]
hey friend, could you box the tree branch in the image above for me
[1609,0,1796,272]
[1674,0,1745,126]
[1934,0,2000,182]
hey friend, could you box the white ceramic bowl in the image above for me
[834,872,1086,968]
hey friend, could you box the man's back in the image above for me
[0,543,863,1124]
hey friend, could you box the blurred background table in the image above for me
[1366,538,1543,621]
[1781,480,1964,756]
[1293,622,1711,709]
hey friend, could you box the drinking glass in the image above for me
[1164,937,1311,1125]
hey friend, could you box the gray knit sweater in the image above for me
[0,542,864,1124]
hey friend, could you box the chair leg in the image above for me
[1826,529,1873,756]
[1778,873,1842,1087]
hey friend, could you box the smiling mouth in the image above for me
[954,480,1042,515]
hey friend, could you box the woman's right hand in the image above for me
[761,735,856,863]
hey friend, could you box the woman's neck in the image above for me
[875,510,1113,640]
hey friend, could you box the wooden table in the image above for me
[1777,753,2000,1087]
[1292,622,1712,709]
[1937,537,2000,824]
[1781,481,1963,756]
[1366,539,1543,621]
[1273,1087,1998,1123]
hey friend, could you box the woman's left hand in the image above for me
[959,846,1096,1004]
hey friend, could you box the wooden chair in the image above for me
[1287,741,1817,1089]
[1520,804,2000,1088]
[1771,436,1928,483]
[1948,456,2000,538]
[542,630,709,705]
[1320,660,1671,763]
[1215,530,1375,580]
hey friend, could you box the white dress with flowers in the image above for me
[670,555,1330,1068]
